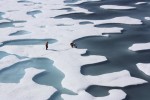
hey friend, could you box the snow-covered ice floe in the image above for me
[0,55,29,70]
[137,63,150,76]
[0,68,56,100]
[66,0,100,4]
[135,2,147,5]
[86,70,147,87]
[92,16,142,25]
[129,42,150,51]
[100,5,136,10]
[145,17,150,20]
[0,19,11,23]
[62,89,126,100]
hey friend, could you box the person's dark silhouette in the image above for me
[46,42,48,50]
[70,42,77,48]
[70,43,74,48]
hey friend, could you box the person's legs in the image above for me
[70,43,73,48]
[46,42,48,50]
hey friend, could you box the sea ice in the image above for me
[67,0,100,4]
[92,16,142,25]
[137,63,150,76]
[0,46,147,93]
[86,70,147,87]
[62,89,126,100]
[0,68,56,100]
[0,19,10,23]
[145,17,150,20]
[100,5,136,10]
[135,2,147,5]
[129,42,150,51]
[0,0,147,99]
[0,55,29,70]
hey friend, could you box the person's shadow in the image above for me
[48,48,71,52]
[48,49,58,51]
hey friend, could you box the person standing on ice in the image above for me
[70,42,77,48]
[46,41,48,50]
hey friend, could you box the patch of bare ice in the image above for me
[0,55,29,70]
[137,63,150,76]
[135,2,147,5]
[129,42,150,51]
[100,5,136,10]
[145,17,150,20]
[62,89,126,100]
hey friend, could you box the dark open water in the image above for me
[68,0,150,100]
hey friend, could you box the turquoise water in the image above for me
[27,10,42,17]
[0,51,9,59]
[17,0,32,3]
[0,37,69,100]
[0,39,57,47]
[9,30,31,36]
[0,57,75,100]
[0,58,54,83]
[0,51,27,60]
[0,22,14,28]
[0,20,26,28]
[0,12,4,20]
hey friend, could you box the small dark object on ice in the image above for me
[70,42,77,48]
[46,41,48,50]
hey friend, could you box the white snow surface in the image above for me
[91,16,142,25]
[145,17,150,20]
[0,0,147,99]
[129,42,150,51]
[0,67,56,100]
[137,63,150,76]
[86,70,147,87]
[67,0,100,4]
[0,19,10,23]
[62,89,126,100]
[0,55,28,70]
[135,2,147,5]
[100,5,136,10]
